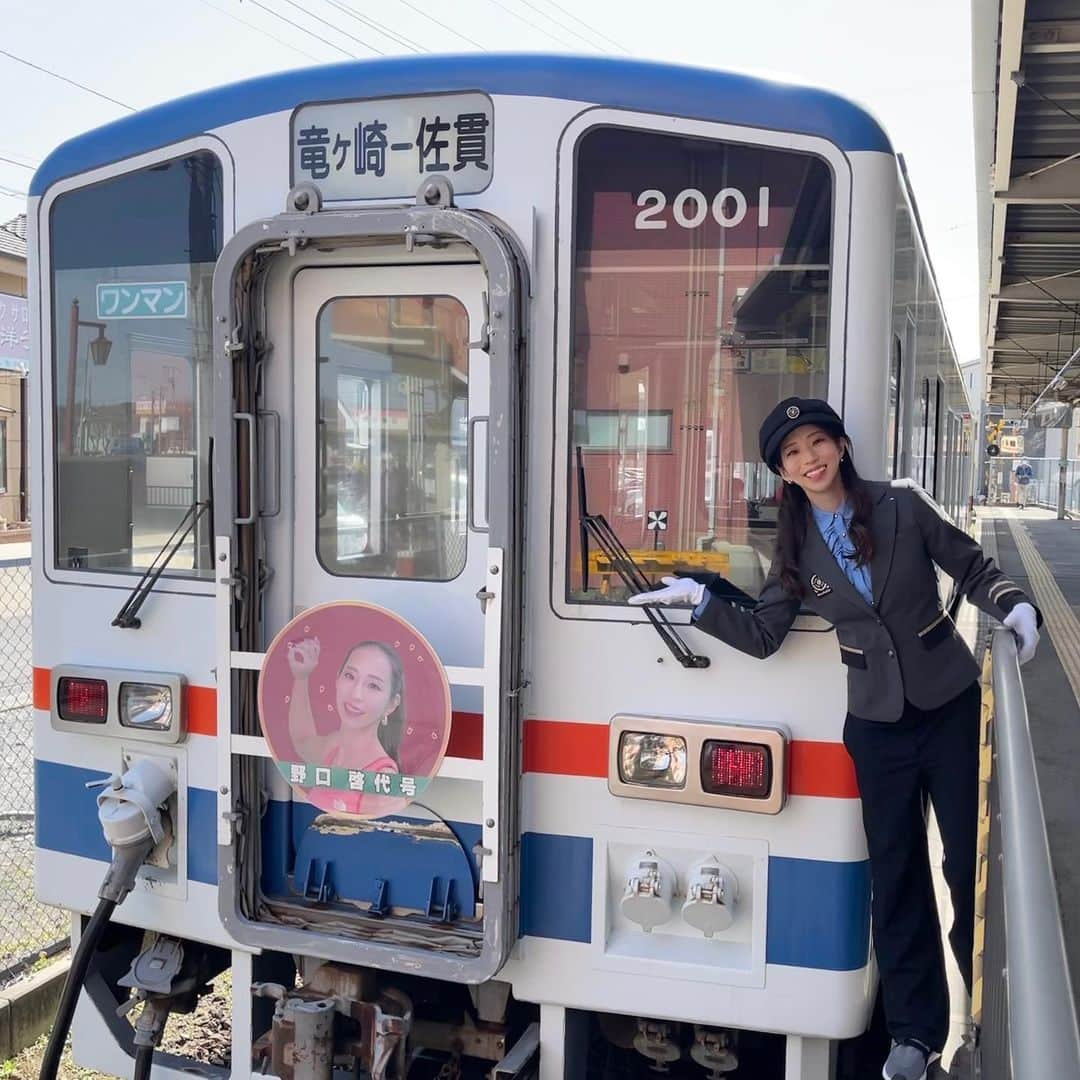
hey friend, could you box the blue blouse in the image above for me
[811,501,873,605]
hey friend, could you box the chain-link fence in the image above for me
[0,557,67,987]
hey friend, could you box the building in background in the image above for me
[0,214,28,526]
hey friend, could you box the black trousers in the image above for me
[843,680,980,1052]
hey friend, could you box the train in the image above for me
[27,53,973,1079]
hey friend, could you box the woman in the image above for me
[630,397,1040,1080]
[287,637,405,814]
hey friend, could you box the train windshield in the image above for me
[50,150,221,577]
[569,127,832,602]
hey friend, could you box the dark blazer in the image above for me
[693,480,1039,723]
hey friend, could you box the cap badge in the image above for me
[786,405,800,419]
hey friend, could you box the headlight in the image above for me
[618,732,687,789]
[119,682,174,732]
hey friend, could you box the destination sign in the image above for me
[291,92,493,202]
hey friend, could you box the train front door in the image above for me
[215,204,525,978]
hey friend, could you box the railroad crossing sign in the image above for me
[647,509,668,550]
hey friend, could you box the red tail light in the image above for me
[57,677,109,723]
[701,740,772,799]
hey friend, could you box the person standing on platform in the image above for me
[629,397,1042,1080]
[1014,458,1033,509]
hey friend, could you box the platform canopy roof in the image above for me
[982,0,1080,412]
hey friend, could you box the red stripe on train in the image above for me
[32,670,856,796]
[523,719,859,798]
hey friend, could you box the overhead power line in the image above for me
[321,0,427,52]
[0,156,34,171]
[483,0,579,49]
[0,47,135,111]
[532,0,630,53]
[273,0,383,54]
[194,0,325,63]
[391,0,487,49]
[514,0,607,51]
[245,0,358,58]
[0,184,27,199]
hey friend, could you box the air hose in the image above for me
[38,758,178,1080]
[37,895,119,1079]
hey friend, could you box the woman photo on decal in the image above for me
[629,397,1041,1080]
[287,638,405,813]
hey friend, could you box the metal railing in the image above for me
[974,629,1080,1077]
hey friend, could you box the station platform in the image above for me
[975,505,1080,1011]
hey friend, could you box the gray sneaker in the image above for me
[882,1040,940,1080]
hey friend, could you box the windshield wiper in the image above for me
[576,447,710,669]
[112,500,210,629]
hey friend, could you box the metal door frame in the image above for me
[210,198,526,982]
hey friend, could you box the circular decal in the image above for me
[258,602,451,819]
[786,405,801,420]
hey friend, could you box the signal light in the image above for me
[701,740,771,799]
[57,677,108,723]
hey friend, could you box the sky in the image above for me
[0,0,980,360]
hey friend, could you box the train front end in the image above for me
[29,55,899,1079]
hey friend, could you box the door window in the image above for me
[315,295,469,581]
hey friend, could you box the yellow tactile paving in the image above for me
[1001,510,1080,705]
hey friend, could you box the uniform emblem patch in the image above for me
[810,574,831,597]
[786,405,800,419]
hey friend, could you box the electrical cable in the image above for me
[132,1045,154,1080]
[245,0,357,58]
[274,0,384,55]
[532,0,630,53]
[483,0,579,49]
[0,47,134,111]
[38,897,118,1080]
[391,0,487,49]
[409,801,480,900]
[193,0,325,63]
[321,0,427,52]
[514,0,611,52]
[0,155,33,170]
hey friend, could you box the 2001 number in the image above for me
[634,187,770,230]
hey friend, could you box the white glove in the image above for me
[627,576,705,607]
[1003,602,1039,665]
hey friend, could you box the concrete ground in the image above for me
[922,504,1080,1077]
[976,506,1080,1003]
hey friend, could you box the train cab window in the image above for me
[315,295,469,581]
[50,151,221,577]
[568,126,833,602]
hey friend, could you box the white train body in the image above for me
[28,55,971,1079]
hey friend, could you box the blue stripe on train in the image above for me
[34,764,870,971]
[34,760,217,885]
[519,834,871,971]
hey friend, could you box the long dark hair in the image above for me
[775,438,875,599]
[339,641,406,765]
